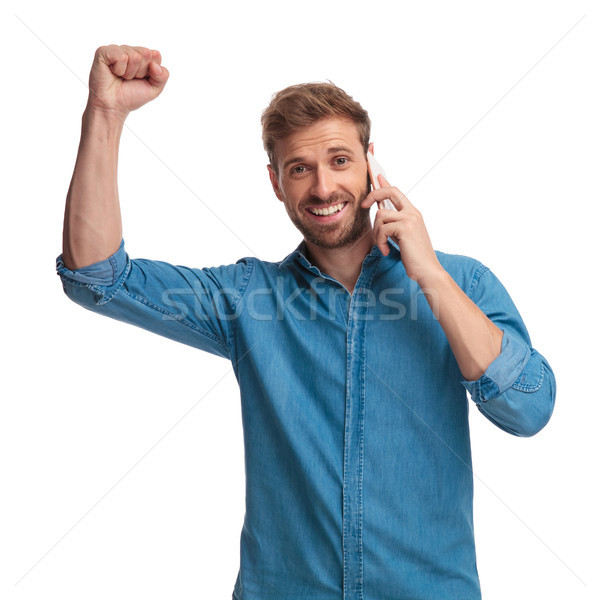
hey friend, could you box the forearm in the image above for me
[420,269,503,381]
[62,105,124,270]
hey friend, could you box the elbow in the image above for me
[517,363,556,437]
[55,246,127,310]
[56,263,104,312]
[59,277,104,312]
[477,356,556,437]
[512,402,554,438]
[506,350,556,437]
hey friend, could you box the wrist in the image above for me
[83,101,127,131]
[417,265,451,291]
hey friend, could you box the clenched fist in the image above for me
[86,44,170,121]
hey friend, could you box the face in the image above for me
[268,117,372,250]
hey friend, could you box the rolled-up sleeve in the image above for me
[56,240,254,360]
[461,266,556,437]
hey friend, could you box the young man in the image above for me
[57,45,556,600]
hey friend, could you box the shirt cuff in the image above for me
[461,330,531,404]
[56,239,127,286]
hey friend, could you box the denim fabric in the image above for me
[56,238,556,600]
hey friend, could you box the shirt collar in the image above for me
[279,237,401,270]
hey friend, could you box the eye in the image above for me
[291,165,307,175]
[334,157,349,166]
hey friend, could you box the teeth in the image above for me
[309,202,345,216]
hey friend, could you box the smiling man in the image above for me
[269,116,372,251]
[57,45,556,600]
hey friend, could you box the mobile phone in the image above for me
[367,151,395,211]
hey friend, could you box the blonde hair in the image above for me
[261,82,371,173]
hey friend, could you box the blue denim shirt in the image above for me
[56,238,555,600]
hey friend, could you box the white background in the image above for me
[1,1,598,598]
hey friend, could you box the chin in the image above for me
[300,210,371,250]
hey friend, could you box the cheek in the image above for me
[284,183,311,206]
[346,168,369,191]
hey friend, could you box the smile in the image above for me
[307,202,347,216]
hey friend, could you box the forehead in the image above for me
[276,117,363,164]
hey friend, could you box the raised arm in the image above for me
[61,45,169,270]
[57,47,253,360]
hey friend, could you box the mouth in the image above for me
[305,201,348,222]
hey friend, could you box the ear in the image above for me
[267,164,284,202]
[368,142,374,155]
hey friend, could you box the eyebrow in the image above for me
[282,146,356,171]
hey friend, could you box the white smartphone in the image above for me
[366,151,395,211]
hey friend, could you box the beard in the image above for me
[284,187,371,250]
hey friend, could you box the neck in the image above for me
[303,226,376,294]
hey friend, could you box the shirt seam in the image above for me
[119,287,229,350]
[467,263,490,299]
[108,252,120,285]
[93,257,132,303]
[227,257,256,352]
[86,257,229,351]
[357,266,379,599]
[511,354,545,392]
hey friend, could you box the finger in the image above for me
[377,233,391,256]
[131,46,155,78]
[374,208,403,225]
[150,49,162,65]
[373,215,403,252]
[372,220,391,256]
[147,61,170,92]
[378,173,391,188]
[362,188,402,210]
[121,46,143,80]
[377,174,412,211]
[361,191,380,209]
[97,45,130,77]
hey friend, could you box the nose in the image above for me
[310,166,336,201]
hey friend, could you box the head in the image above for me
[262,82,371,176]
[262,83,373,250]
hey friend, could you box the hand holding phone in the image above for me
[366,151,395,211]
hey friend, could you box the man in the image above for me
[57,45,556,600]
